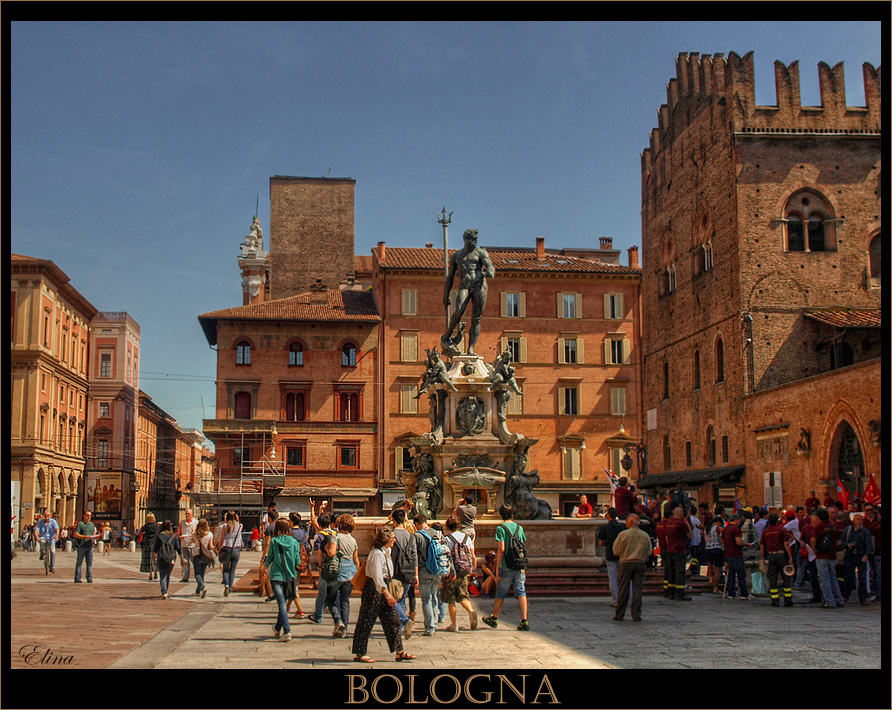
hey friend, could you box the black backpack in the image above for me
[320,534,341,582]
[815,528,834,555]
[501,523,528,571]
[391,530,416,583]
[156,534,177,564]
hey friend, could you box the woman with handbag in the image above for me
[192,518,214,598]
[350,526,415,664]
[261,518,300,642]
[139,513,160,581]
[215,511,243,597]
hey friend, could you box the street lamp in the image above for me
[622,441,648,478]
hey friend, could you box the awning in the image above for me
[635,465,745,490]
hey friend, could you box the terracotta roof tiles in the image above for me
[379,247,639,274]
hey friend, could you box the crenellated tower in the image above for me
[638,52,881,507]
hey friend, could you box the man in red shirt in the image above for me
[614,478,635,518]
[574,494,593,519]
[810,508,845,608]
[664,505,693,601]
[760,513,795,607]
[804,491,821,514]
[722,513,752,600]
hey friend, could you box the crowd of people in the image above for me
[598,479,882,620]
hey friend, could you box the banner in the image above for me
[862,474,881,506]
[85,472,123,519]
[836,477,850,509]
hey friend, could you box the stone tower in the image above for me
[268,176,356,298]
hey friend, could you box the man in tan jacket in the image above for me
[611,514,653,622]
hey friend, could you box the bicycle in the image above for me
[40,540,52,575]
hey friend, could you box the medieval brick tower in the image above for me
[268,175,356,299]
[639,52,881,507]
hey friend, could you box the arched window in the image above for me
[234,391,251,419]
[288,341,304,366]
[706,426,716,466]
[662,361,670,400]
[715,338,724,384]
[784,191,835,252]
[236,341,251,365]
[663,434,672,470]
[339,392,360,421]
[342,343,357,367]
[692,349,701,391]
[869,232,881,286]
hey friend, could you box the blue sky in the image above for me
[10,21,882,439]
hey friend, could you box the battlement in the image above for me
[642,52,881,169]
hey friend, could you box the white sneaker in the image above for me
[281,632,292,642]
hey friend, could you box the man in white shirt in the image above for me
[177,509,197,583]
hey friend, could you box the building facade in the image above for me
[198,176,642,519]
[10,254,97,534]
[638,52,882,509]
[373,237,642,516]
[85,311,141,529]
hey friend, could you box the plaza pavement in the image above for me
[9,546,882,671]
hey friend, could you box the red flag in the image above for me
[837,477,850,509]
[863,474,881,506]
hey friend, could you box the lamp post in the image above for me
[436,207,453,330]
[622,442,648,479]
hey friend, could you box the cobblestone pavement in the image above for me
[9,547,883,672]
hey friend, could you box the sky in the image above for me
[10,20,882,442]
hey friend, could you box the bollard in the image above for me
[65,540,73,553]
[128,541,136,553]
[96,541,104,554]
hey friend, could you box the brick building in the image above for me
[10,254,97,534]
[638,52,882,509]
[197,176,642,518]
[373,237,642,515]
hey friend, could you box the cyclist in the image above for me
[34,510,59,573]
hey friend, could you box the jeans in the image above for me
[40,540,56,571]
[220,548,241,591]
[192,556,208,594]
[871,555,881,601]
[158,560,174,595]
[606,559,619,602]
[816,558,845,607]
[271,580,291,635]
[325,579,354,627]
[313,577,330,622]
[726,557,748,598]
[74,544,93,582]
[418,571,441,634]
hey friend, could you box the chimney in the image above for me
[627,246,640,269]
[599,237,613,250]
[309,278,328,303]
[536,236,546,261]
[377,241,386,263]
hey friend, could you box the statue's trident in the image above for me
[436,207,453,329]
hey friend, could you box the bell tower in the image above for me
[238,215,269,306]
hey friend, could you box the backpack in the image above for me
[320,534,341,582]
[419,530,451,578]
[448,532,474,578]
[391,530,416,584]
[501,523,528,571]
[157,534,177,564]
[815,528,834,555]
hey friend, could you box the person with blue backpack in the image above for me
[413,513,449,636]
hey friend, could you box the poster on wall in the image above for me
[85,473,123,519]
